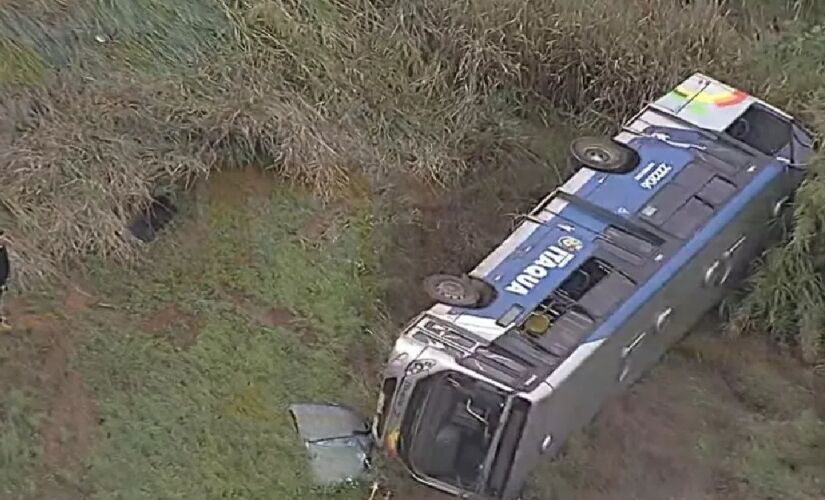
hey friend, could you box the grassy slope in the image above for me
[528,328,825,500]
[79,172,382,500]
[1,1,825,499]
[2,169,383,500]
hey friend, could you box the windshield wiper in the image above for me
[465,400,489,426]
[477,396,515,492]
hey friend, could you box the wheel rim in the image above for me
[583,146,613,165]
[435,278,468,301]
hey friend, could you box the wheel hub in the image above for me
[584,147,611,164]
[436,280,466,300]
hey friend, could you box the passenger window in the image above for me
[519,258,635,342]
[726,105,791,156]
[522,258,612,335]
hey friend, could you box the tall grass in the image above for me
[726,21,825,362]
[0,0,745,285]
[2,0,825,358]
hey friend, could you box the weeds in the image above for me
[734,410,825,500]
[0,388,43,499]
[729,22,825,361]
[76,178,379,499]
[0,0,745,288]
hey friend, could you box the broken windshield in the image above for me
[398,371,507,491]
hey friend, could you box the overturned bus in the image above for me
[292,74,816,498]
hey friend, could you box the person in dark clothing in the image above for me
[0,236,11,332]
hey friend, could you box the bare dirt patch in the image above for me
[572,366,737,500]
[62,285,97,316]
[373,480,455,500]
[218,290,318,341]
[298,205,347,248]
[258,306,297,328]
[815,367,825,420]
[206,166,278,210]
[673,324,815,420]
[142,304,201,349]
[346,332,383,391]
[39,328,97,482]
[41,370,96,474]
[396,488,454,500]
[377,125,568,322]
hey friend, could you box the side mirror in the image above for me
[288,402,374,486]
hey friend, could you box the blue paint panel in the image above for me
[451,223,600,321]
[444,123,810,337]
[547,204,609,235]
[576,137,695,215]
[447,127,703,323]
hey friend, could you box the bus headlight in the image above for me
[405,359,435,376]
[386,429,401,458]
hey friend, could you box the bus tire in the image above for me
[423,274,486,308]
[569,136,638,173]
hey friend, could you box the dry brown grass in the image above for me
[0,0,753,287]
[3,0,823,364]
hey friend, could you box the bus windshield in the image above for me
[399,371,507,491]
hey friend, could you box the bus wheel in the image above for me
[569,136,638,173]
[423,274,485,308]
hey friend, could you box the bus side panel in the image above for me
[503,164,795,499]
[502,334,624,498]
[618,164,798,388]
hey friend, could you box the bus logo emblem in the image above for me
[558,236,583,252]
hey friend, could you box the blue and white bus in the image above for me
[370,74,816,499]
[293,73,817,499]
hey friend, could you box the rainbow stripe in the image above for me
[673,83,748,107]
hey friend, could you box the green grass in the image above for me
[0,0,234,74]
[0,388,44,499]
[73,180,379,500]
[2,1,825,498]
[0,37,46,85]
[727,20,825,360]
[735,410,825,500]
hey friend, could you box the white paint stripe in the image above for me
[565,168,595,192]
[471,220,540,278]
[454,315,505,342]
[430,304,452,316]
